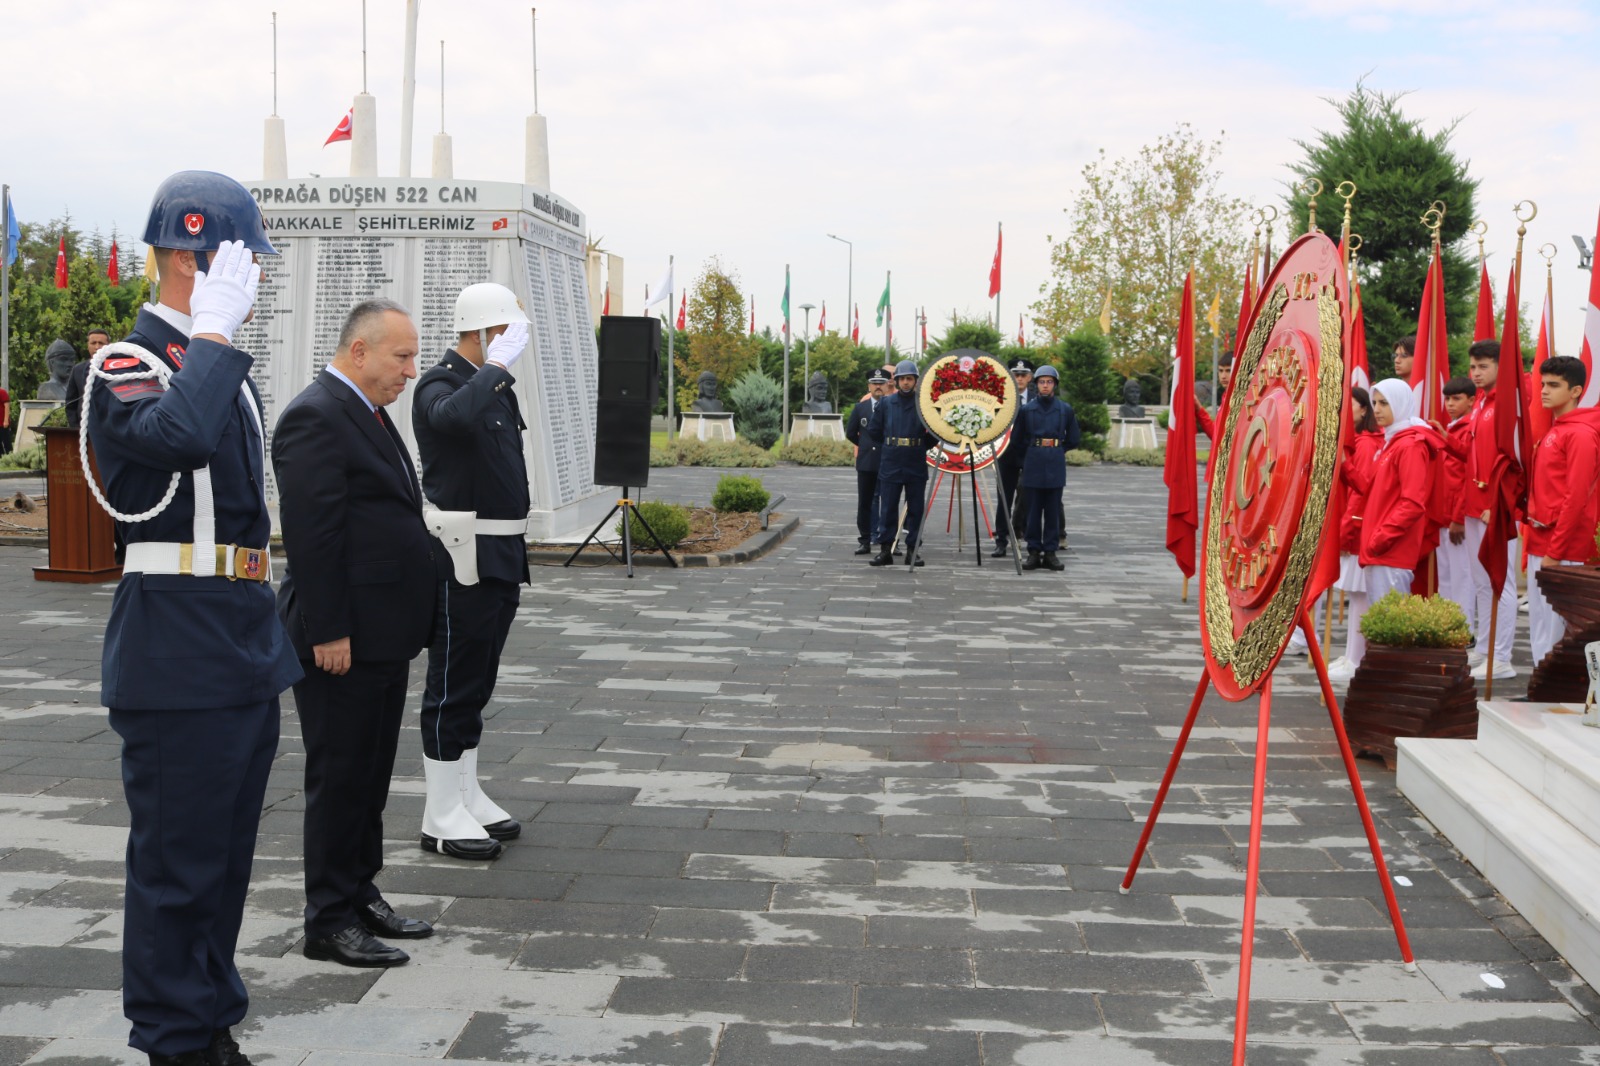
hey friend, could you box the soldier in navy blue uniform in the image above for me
[844,367,890,555]
[411,283,533,860]
[86,172,301,1066]
[1011,365,1080,571]
[867,360,936,566]
[991,358,1034,557]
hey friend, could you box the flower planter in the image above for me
[1342,644,1477,766]
[1526,564,1600,703]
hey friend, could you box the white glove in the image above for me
[487,320,529,371]
[190,240,261,344]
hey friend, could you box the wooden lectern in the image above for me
[34,426,121,583]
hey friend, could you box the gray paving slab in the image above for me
[0,463,1587,1064]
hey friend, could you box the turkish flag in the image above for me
[325,109,353,146]
[1474,260,1496,342]
[749,297,755,336]
[1163,272,1198,579]
[987,229,1002,298]
[676,293,686,331]
[851,304,859,344]
[107,241,119,286]
[1408,243,1448,422]
[1481,266,1528,599]
[54,236,67,289]
[817,302,826,334]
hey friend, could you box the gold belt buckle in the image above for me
[233,546,267,582]
[178,543,194,575]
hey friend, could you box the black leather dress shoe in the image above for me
[853,543,873,556]
[420,830,503,860]
[1043,551,1065,571]
[867,549,893,567]
[209,1028,251,1066]
[304,923,409,967]
[360,899,434,939]
[482,818,521,841]
[148,1052,208,1066]
[989,543,1009,558]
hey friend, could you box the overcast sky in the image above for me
[5,0,1596,353]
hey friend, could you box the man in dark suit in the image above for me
[843,367,890,555]
[273,298,439,968]
[992,358,1034,557]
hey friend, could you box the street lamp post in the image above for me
[826,233,851,343]
[800,304,815,389]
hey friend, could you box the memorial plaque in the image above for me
[243,177,609,537]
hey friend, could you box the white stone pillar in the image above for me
[585,248,603,325]
[431,132,453,179]
[607,254,624,317]
[350,93,378,178]
[262,116,288,181]
[524,113,550,190]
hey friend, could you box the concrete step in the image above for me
[1397,725,1600,993]
[1476,700,1600,848]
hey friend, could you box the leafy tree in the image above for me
[1051,328,1113,450]
[727,369,782,449]
[679,260,757,413]
[925,318,1002,362]
[1286,82,1478,380]
[57,255,119,351]
[791,332,861,408]
[1033,124,1251,401]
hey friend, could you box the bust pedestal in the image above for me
[680,412,737,442]
[1110,416,1157,450]
[789,413,843,442]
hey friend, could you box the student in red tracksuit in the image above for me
[1461,340,1519,677]
[1525,356,1600,665]
[1429,378,1477,635]
[1312,387,1384,672]
[1193,353,1232,442]
[1330,378,1440,681]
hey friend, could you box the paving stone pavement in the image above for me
[1,464,1592,1066]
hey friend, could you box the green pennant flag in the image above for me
[875,275,890,327]
[781,268,790,335]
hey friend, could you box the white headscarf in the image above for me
[1372,377,1431,442]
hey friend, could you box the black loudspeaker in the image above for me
[594,316,660,488]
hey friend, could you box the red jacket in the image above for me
[1360,426,1438,569]
[1338,429,1384,555]
[1526,410,1600,562]
[1463,391,1499,519]
[1440,416,1471,523]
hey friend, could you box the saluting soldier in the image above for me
[1011,365,1080,571]
[86,171,301,1066]
[867,359,936,566]
[411,283,533,860]
[844,367,890,555]
[991,357,1033,557]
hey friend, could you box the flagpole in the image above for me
[884,270,891,364]
[994,222,1002,329]
[782,263,792,444]
[1,185,10,393]
[666,255,676,442]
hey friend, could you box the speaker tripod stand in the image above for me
[563,489,680,578]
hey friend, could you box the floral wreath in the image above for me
[929,355,1007,404]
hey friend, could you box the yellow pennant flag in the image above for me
[1205,290,1221,334]
[1098,288,1112,333]
[142,249,159,283]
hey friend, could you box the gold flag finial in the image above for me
[1470,220,1488,264]
[1302,178,1323,233]
[1513,200,1538,288]
[1336,180,1357,269]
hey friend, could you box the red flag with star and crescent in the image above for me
[325,110,353,146]
[818,302,826,334]
[851,304,859,344]
[1481,267,1529,599]
[676,293,686,332]
[107,241,120,286]
[54,236,68,288]
[1163,272,1198,579]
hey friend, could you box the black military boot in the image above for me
[1043,552,1065,571]
[868,548,894,566]
[1022,551,1043,571]
[989,541,1009,558]
[853,542,873,556]
[148,1051,208,1066]
[209,1028,252,1066]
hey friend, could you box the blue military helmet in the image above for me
[142,170,277,256]
[894,359,918,377]
[1034,366,1060,381]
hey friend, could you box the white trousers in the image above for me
[1436,533,1475,635]
[1464,516,1517,663]
[1350,565,1414,667]
[1528,556,1582,666]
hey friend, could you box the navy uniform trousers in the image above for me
[420,577,521,761]
[874,478,926,550]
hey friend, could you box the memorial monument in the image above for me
[790,371,844,442]
[36,341,75,402]
[801,372,832,413]
[681,371,736,441]
[1110,377,1157,449]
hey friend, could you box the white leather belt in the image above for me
[475,518,530,536]
[123,541,273,582]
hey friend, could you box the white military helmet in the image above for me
[453,282,531,332]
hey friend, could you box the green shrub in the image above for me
[1053,327,1111,438]
[649,444,678,467]
[1077,432,1107,456]
[0,442,46,471]
[727,370,783,450]
[39,405,69,429]
[711,473,771,513]
[620,500,690,550]
[1104,447,1165,467]
[1156,409,1170,430]
[652,438,776,468]
[1360,592,1471,649]
[1064,449,1098,467]
[780,437,854,466]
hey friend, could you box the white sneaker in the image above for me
[1287,634,1309,653]
[1466,650,1487,668]
[1470,659,1517,681]
[1325,657,1358,683]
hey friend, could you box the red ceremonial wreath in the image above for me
[929,359,1007,403]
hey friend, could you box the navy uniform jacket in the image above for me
[844,397,883,473]
[273,371,438,663]
[412,351,531,585]
[87,307,302,710]
[1012,395,1082,490]
[999,385,1038,470]
[867,390,936,484]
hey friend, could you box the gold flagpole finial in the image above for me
[1513,201,1538,288]
[1301,178,1323,234]
[1336,181,1356,270]
[1470,220,1488,264]
[1348,233,1363,276]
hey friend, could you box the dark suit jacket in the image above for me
[273,370,437,663]
[844,397,883,473]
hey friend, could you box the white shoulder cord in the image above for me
[79,341,183,523]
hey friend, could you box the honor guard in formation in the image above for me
[991,358,1034,557]
[1011,365,1081,571]
[867,360,937,566]
[274,300,440,968]
[411,283,533,860]
[844,366,889,555]
[85,171,302,1066]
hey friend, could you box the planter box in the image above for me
[1526,564,1600,703]
[1343,644,1477,765]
